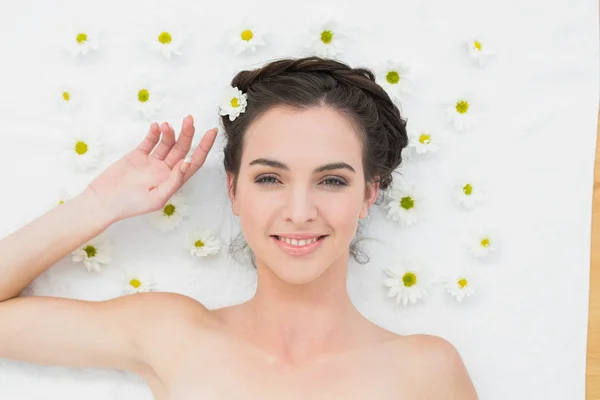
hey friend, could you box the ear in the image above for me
[226,172,239,216]
[359,178,380,219]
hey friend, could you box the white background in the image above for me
[0,0,598,398]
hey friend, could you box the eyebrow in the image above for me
[249,158,356,174]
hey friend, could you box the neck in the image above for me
[241,253,363,365]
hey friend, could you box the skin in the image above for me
[0,108,478,399]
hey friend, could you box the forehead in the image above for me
[242,106,363,168]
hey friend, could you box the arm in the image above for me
[0,118,218,372]
[0,189,113,302]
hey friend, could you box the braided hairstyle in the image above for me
[220,56,408,267]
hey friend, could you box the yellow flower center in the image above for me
[130,278,141,288]
[418,133,431,144]
[59,200,64,205]
[76,33,88,44]
[241,29,253,41]
[320,30,333,44]
[138,89,150,103]
[75,141,88,155]
[195,240,205,248]
[474,40,482,51]
[386,71,400,85]
[458,278,468,288]
[158,32,172,44]
[402,272,417,287]
[164,204,176,216]
[463,183,473,195]
[62,92,70,101]
[231,97,240,108]
[480,237,491,248]
[84,245,97,258]
[400,196,414,210]
[455,100,469,114]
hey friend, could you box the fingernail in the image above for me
[181,157,192,173]
[188,115,194,122]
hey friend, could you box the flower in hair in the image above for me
[185,228,222,258]
[61,23,100,58]
[219,85,248,121]
[465,36,494,67]
[383,256,432,306]
[227,17,267,55]
[453,177,486,210]
[446,92,479,133]
[144,13,188,60]
[305,15,346,58]
[440,269,476,303]
[148,192,189,232]
[374,60,415,103]
[385,180,422,227]
[71,233,113,273]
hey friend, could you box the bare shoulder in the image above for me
[391,334,479,399]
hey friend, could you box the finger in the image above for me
[150,122,176,161]
[164,115,195,169]
[136,122,161,155]
[182,127,218,182]
[149,158,187,206]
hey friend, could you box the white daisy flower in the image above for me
[45,187,72,211]
[468,229,497,259]
[407,127,442,156]
[71,234,112,272]
[373,60,415,103]
[442,270,476,303]
[123,269,157,295]
[186,228,222,258]
[227,17,267,55]
[305,15,346,58]
[383,257,432,306]
[385,181,422,226]
[59,128,104,172]
[446,92,479,133]
[124,72,166,120]
[454,178,486,210]
[148,192,189,232]
[465,36,494,67]
[56,83,81,113]
[219,85,248,122]
[144,14,188,60]
[62,24,100,57]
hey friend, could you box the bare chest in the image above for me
[145,337,425,400]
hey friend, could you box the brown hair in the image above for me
[220,56,408,267]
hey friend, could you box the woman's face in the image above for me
[227,105,378,284]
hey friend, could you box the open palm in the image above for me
[85,115,218,223]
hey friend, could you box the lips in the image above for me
[271,235,328,256]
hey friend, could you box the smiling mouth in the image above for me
[271,235,328,242]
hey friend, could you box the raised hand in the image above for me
[83,115,218,224]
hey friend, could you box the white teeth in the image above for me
[277,236,320,246]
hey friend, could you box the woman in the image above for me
[0,56,478,399]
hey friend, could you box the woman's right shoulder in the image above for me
[126,291,214,323]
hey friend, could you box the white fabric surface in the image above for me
[0,0,598,398]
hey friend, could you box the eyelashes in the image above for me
[254,174,348,187]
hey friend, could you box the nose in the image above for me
[283,184,318,224]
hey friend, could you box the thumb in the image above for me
[151,158,189,205]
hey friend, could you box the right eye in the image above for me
[255,174,279,185]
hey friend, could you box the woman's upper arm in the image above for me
[0,291,209,373]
